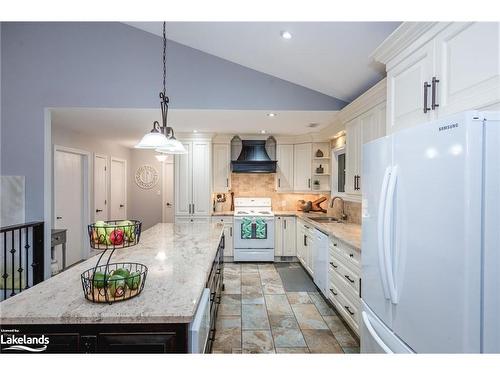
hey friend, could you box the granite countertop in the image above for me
[275,211,361,251]
[0,223,224,325]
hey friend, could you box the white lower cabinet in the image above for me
[296,219,314,276]
[275,216,296,257]
[327,237,361,336]
[211,216,233,257]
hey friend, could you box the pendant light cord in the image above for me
[159,21,171,137]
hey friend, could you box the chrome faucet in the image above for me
[330,196,348,221]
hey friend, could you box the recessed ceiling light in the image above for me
[193,130,198,133]
[280,31,292,40]
[267,113,276,117]
[307,122,320,128]
[260,130,266,134]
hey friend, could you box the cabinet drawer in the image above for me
[329,251,360,298]
[329,238,360,270]
[328,280,359,333]
[211,216,233,224]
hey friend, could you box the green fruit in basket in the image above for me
[92,271,107,289]
[126,271,141,290]
[112,268,130,279]
[107,274,126,298]
[118,220,135,241]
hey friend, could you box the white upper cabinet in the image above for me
[175,140,211,217]
[434,22,500,118]
[345,118,361,195]
[276,144,294,192]
[293,143,312,191]
[212,143,231,193]
[376,22,500,133]
[386,41,435,133]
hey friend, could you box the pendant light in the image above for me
[135,22,187,155]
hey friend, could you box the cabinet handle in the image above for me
[96,209,103,213]
[308,178,311,188]
[431,77,440,110]
[349,253,354,258]
[423,81,431,113]
[278,178,281,188]
[226,178,229,187]
[330,288,338,296]
[284,219,287,230]
[330,262,338,269]
[304,235,307,247]
[344,305,355,316]
[119,204,125,208]
[357,175,361,190]
[344,275,355,283]
[353,175,357,190]
[229,226,232,237]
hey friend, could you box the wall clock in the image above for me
[135,165,159,189]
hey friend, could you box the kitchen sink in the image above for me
[309,217,343,223]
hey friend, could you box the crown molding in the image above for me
[371,22,445,65]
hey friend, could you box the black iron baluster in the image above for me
[3,233,7,300]
[25,227,30,289]
[18,229,23,292]
[10,230,16,296]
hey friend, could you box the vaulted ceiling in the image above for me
[126,22,400,103]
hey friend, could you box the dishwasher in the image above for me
[313,229,329,297]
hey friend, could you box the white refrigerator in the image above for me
[361,111,499,353]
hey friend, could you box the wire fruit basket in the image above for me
[88,220,142,250]
[83,220,146,304]
[81,262,147,303]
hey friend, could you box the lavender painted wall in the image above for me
[1,22,345,222]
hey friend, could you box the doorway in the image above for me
[53,146,90,270]
[94,154,109,222]
[162,157,174,223]
[110,157,127,220]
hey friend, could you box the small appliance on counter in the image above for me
[233,197,274,261]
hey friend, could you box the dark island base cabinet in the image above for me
[0,235,225,354]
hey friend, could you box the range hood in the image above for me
[231,140,277,173]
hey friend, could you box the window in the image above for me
[331,147,346,195]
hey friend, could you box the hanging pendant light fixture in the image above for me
[135,22,187,155]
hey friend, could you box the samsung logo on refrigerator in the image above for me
[438,123,459,132]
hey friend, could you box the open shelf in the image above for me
[313,173,330,176]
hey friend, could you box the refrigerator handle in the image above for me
[384,165,399,304]
[377,167,392,299]
[362,311,394,354]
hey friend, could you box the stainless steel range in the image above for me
[233,197,274,262]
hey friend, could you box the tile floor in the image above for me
[212,262,360,354]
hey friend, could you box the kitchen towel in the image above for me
[241,217,253,239]
[255,218,267,239]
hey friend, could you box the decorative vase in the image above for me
[315,149,324,158]
[316,165,324,174]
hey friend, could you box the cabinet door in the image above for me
[293,143,312,191]
[224,224,234,256]
[283,217,296,256]
[434,22,500,118]
[192,141,211,216]
[296,221,305,263]
[175,142,192,216]
[213,144,231,192]
[276,144,294,191]
[345,118,361,195]
[386,41,435,133]
[274,217,283,256]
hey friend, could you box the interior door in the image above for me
[110,158,127,220]
[54,149,85,267]
[192,141,211,216]
[361,135,393,328]
[390,112,483,353]
[276,144,294,191]
[162,159,174,223]
[175,142,192,216]
[94,154,108,222]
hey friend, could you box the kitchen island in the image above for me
[0,223,225,353]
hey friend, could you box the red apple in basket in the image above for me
[109,229,124,245]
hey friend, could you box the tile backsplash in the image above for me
[213,173,362,224]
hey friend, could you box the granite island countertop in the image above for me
[0,223,224,325]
